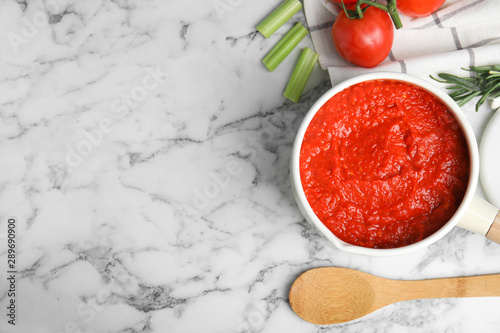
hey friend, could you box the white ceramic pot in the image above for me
[291,72,500,256]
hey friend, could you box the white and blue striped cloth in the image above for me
[305,0,500,85]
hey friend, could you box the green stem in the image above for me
[284,47,319,103]
[386,0,402,30]
[355,1,364,19]
[346,0,403,29]
[256,0,302,38]
[262,22,309,72]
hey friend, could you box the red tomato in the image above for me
[397,0,446,17]
[331,6,394,68]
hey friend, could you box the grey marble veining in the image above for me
[1,0,500,332]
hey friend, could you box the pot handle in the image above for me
[486,213,500,244]
[457,195,500,244]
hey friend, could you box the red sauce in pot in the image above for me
[300,80,469,248]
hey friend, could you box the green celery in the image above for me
[284,47,318,103]
[256,0,302,38]
[262,22,308,72]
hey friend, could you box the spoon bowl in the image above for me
[289,267,500,325]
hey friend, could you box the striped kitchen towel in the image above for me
[304,0,500,85]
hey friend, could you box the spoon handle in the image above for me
[392,273,500,302]
[486,212,500,244]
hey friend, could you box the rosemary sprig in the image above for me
[431,65,500,112]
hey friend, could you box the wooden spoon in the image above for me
[289,267,500,325]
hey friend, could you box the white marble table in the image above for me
[1,0,500,332]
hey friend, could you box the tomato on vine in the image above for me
[397,0,446,17]
[331,5,394,68]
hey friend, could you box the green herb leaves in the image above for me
[432,65,500,112]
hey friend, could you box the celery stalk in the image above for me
[262,22,308,72]
[256,0,302,38]
[284,47,319,103]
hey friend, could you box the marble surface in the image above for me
[1,0,500,332]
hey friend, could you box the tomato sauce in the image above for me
[300,80,469,248]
